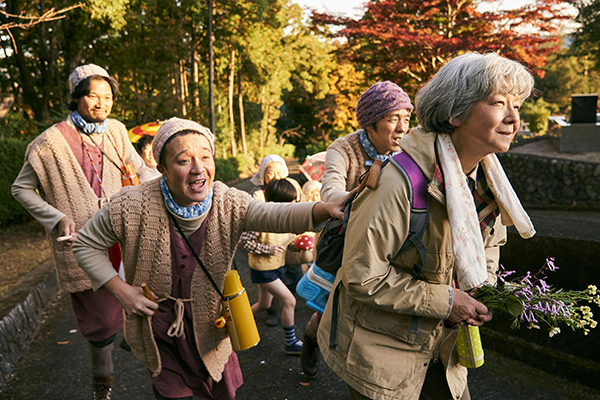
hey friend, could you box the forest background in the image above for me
[3,0,600,226]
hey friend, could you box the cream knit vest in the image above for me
[109,179,251,381]
[26,118,128,292]
[327,130,369,191]
[248,232,292,271]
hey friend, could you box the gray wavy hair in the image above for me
[416,52,534,134]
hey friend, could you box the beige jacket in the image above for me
[318,129,506,400]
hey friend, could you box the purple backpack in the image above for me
[325,151,430,350]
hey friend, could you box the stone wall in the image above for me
[0,269,58,388]
[498,152,600,211]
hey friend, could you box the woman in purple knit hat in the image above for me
[300,81,414,378]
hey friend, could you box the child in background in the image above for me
[135,135,162,179]
[302,180,322,202]
[248,154,305,326]
[239,179,304,355]
[250,154,305,202]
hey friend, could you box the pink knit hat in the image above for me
[355,81,413,129]
[153,117,215,163]
[68,64,110,94]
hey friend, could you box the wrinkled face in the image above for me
[141,144,157,169]
[451,93,521,160]
[308,189,321,202]
[366,109,411,155]
[264,162,286,185]
[75,78,113,123]
[157,134,215,207]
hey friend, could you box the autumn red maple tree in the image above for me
[312,0,577,93]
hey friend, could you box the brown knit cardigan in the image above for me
[109,178,251,381]
[26,118,127,292]
[327,130,369,191]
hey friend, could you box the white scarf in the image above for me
[436,133,536,290]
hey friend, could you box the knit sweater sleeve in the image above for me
[239,231,271,255]
[244,199,316,233]
[11,159,66,231]
[320,148,350,203]
[72,204,120,291]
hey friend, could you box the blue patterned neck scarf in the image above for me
[359,129,402,166]
[71,110,108,134]
[160,176,213,219]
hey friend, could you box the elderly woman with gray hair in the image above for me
[317,52,537,400]
[72,117,345,400]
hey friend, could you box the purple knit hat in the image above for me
[355,81,413,129]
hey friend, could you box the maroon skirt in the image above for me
[150,299,243,399]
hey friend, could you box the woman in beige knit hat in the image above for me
[73,117,345,400]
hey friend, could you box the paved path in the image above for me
[2,168,600,399]
[1,248,600,399]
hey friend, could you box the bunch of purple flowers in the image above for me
[473,257,599,337]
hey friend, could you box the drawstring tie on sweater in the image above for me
[157,296,194,339]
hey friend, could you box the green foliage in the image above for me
[296,140,330,160]
[214,157,239,183]
[232,153,254,176]
[0,110,35,140]
[535,46,600,112]
[256,144,296,161]
[86,0,130,30]
[573,0,600,71]
[0,139,33,226]
[521,98,557,135]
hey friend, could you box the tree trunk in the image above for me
[259,86,266,149]
[135,80,142,124]
[238,53,247,156]
[228,48,237,157]
[179,59,188,117]
[208,0,215,134]
[192,48,200,111]
[191,18,200,115]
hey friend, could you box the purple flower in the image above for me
[521,271,533,287]
[546,257,558,271]
[518,286,534,300]
[498,267,516,283]
[522,311,538,323]
[539,279,551,293]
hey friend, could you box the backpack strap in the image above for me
[328,155,427,350]
[327,159,382,350]
[341,158,382,235]
[390,152,429,280]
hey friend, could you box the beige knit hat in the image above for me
[69,64,110,94]
[153,117,216,163]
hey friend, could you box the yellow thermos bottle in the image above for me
[216,270,260,351]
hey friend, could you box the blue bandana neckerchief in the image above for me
[160,176,213,219]
[71,110,108,134]
[359,129,401,166]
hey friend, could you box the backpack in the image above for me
[315,151,429,279]
[316,151,430,351]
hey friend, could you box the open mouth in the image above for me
[188,178,206,192]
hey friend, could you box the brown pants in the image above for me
[347,361,471,400]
